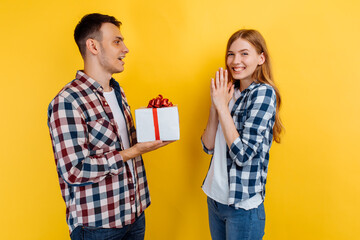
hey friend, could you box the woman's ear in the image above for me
[258,52,265,65]
[85,38,99,55]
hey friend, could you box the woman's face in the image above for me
[226,38,264,83]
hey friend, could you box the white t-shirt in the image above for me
[103,89,135,183]
[202,89,262,210]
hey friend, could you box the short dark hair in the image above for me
[74,13,121,57]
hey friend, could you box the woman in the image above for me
[201,29,283,240]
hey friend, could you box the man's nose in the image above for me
[122,43,129,53]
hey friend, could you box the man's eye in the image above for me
[115,41,120,44]
[242,52,248,56]
[227,53,234,56]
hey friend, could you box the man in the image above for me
[47,13,170,239]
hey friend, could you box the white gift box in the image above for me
[135,106,180,142]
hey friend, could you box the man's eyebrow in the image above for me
[115,36,124,41]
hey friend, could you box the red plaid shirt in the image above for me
[47,71,150,233]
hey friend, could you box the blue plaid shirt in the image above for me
[202,82,276,206]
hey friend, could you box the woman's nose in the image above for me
[232,54,241,64]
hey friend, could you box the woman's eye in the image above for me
[227,53,234,56]
[241,52,248,56]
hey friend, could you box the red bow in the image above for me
[147,94,174,108]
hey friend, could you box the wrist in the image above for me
[217,107,230,116]
[132,143,142,156]
[210,104,217,114]
[120,146,138,162]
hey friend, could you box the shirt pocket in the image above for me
[233,109,247,132]
[86,118,117,151]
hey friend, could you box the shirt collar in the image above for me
[76,70,103,92]
[75,70,120,93]
[109,78,121,92]
[238,81,259,95]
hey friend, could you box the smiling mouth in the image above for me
[232,67,245,72]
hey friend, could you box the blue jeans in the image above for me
[70,213,145,240]
[207,197,265,240]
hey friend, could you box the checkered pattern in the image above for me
[47,71,150,234]
[202,82,276,206]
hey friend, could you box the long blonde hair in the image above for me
[226,29,283,143]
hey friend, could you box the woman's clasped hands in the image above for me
[210,67,234,112]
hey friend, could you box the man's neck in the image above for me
[83,61,113,92]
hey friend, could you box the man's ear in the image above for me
[85,38,99,55]
[258,52,265,65]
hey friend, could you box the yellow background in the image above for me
[1,0,359,239]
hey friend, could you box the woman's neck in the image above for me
[239,78,254,92]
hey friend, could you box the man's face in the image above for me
[97,23,129,74]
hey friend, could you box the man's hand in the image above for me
[135,140,173,155]
[120,140,174,161]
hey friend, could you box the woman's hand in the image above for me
[211,68,234,111]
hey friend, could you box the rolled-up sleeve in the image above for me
[229,85,276,167]
[201,138,214,155]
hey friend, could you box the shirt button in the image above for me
[104,102,108,106]
[129,178,132,183]
[130,197,134,201]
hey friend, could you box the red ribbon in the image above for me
[147,94,174,140]
[152,108,160,140]
[147,94,173,108]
